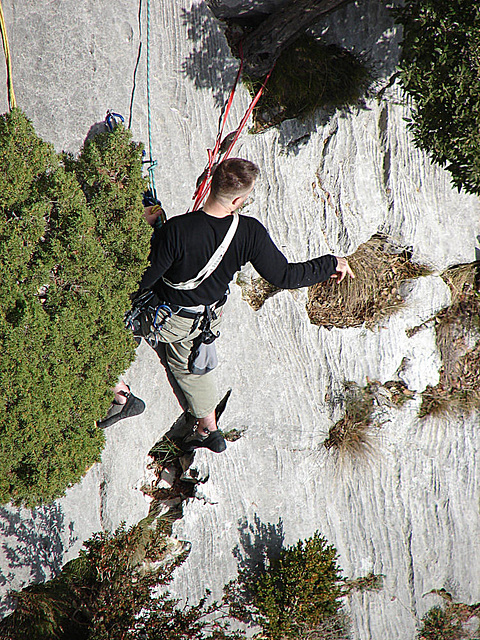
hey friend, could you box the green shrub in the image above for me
[245,35,372,130]
[0,109,151,506]
[226,531,344,639]
[0,523,242,640]
[394,0,480,194]
[418,606,464,640]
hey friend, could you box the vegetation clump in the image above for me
[307,235,431,329]
[236,273,280,310]
[0,523,240,640]
[418,591,480,640]
[0,109,151,506]
[420,262,480,418]
[394,0,480,195]
[324,382,378,459]
[2,516,384,640]
[225,531,345,639]
[343,572,384,595]
[324,379,414,459]
[244,35,372,131]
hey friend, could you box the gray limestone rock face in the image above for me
[0,0,479,638]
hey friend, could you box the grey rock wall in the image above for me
[0,0,479,638]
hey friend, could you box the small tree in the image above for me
[394,0,480,195]
[225,531,345,639]
[0,109,151,506]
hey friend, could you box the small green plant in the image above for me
[343,572,384,595]
[244,35,372,130]
[223,427,247,442]
[0,109,151,505]
[419,606,464,640]
[394,0,480,195]
[226,531,345,640]
[418,594,480,640]
[148,436,183,466]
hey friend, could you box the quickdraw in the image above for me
[105,110,125,131]
[124,291,173,349]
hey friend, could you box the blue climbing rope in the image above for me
[143,0,158,202]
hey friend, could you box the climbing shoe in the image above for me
[97,389,145,429]
[180,429,226,454]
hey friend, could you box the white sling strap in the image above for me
[162,213,239,291]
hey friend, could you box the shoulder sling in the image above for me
[162,213,239,291]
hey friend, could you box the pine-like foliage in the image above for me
[394,0,480,194]
[0,523,243,640]
[0,109,151,506]
[225,531,344,639]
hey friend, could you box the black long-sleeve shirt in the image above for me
[139,210,337,307]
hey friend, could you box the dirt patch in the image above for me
[307,235,431,329]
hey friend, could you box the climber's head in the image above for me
[211,158,259,209]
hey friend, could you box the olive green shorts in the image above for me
[150,308,223,419]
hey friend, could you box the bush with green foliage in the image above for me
[418,600,480,640]
[0,109,151,506]
[418,606,464,640]
[1,521,382,639]
[0,523,242,640]
[225,531,344,639]
[394,0,480,195]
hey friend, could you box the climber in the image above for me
[137,158,354,453]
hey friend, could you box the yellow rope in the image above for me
[0,0,16,110]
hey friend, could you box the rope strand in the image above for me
[0,0,16,110]
[191,47,275,211]
[145,0,157,199]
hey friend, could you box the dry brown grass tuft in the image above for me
[307,235,431,329]
[324,379,414,460]
[236,274,280,310]
[324,382,378,459]
[420,262,480,418]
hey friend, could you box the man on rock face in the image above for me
[139,158,354,452]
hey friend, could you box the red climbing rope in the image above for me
[191,43,275,211]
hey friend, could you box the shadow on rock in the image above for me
[181,3,239,107]
[233,514,284,579]
[223,514,285,625]
[0,503,76,616]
